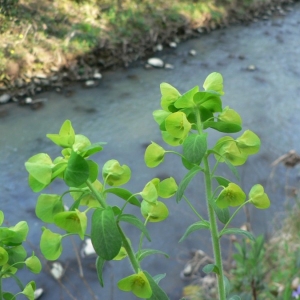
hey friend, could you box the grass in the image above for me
[0,0,296,88]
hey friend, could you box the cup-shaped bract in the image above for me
[161,131,183,146]
[113,246,128,261]
[40,228,63,260]
[102,159,131,186]
[117,271,152,298]
[141,201,169,222]
[218,106,242,126]
[165,112,191,139]
[0,221,29,246]
[73,134,91,152]
[47,120,75,148]
[160,82,181,112]
[0,211,4,226]
[54,209,87,239]
[22,281,36,300]
[249,184,270,209]
[25,254,42,274]
[236,130,261,155]
[157,177,178,198]
[0,247,8,266]
[144,142,165,168]
[214,136,248,166]
[140,181,158,204]
[203,72,224,95]
[216,183,246,208]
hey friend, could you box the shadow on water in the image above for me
[1,3,300,299]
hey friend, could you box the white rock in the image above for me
[247,64,256,71]
[25,97,32,104]
[0,94,11,104]
[189,49,197,56]
[164,63,174,69]
[35,73,47,79]
[50,262,64,280]
[169,42,177,48]
[93,72,102,79]
[147,58,164,68]
[34,288,44,299]
[155,44,163,51]
[85,80,96,87]
[81,238,96,257]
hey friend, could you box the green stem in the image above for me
[183,195,205,221]
[203,156,226,300]
[86,179,107,208]
[0,277,2,300]
[117,224,140,273]
[220,200,251,235]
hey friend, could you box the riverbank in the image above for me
[0,0,297,101]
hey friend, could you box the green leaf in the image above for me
[105,188,141,207]
[144,142,165,168]
[102,159,131,186]
[141,181,158,204]
[219,106,242,126]
[225,159,240,181]
[22,281,35,300]
[153,110,171,128]
[236,130,260,155]
[86,160,99,183]
[28,174,48,192]
[119,214,151,241]
[7,245,27,268]
[144,271,169,300]
[96,256,106,287]
[193,91,222,112]
[165,112,191,139]
[179,221,210,242]
[202,264,219,275]
[2,292,14,300]
[141,201,169,223]
[152,273,166,284]
[203,120,242,133]
[0,247,8,266]
[182,133,207,165]
[54,210,87,239]
[249,184,270,209]
[0,210,4,225]
[220,228,255,241]
[25,153,53,185]
[73,134,91,152]
[216,183,246,208]
[157,177,178,198]
[25,254,42,274]
[160,82,181,111]
[35,194,65,223]
[176,166,202,203]
[0,221,29,246]
[64,151,89,187]
[91,207,122,260]
[210,202,230,224]
[161,131,183,146]
[214,176,231,187]
[136,249,169,262]
[80,142,104,157]
[46,120,75,148]
[174,86,199,108]
[40,228,63,260]
[203,72,224,95]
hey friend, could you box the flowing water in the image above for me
[1,3,300,299]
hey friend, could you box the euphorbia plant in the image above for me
[144,72,270,299]
[24,72,270,300]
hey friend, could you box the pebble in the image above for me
[34,288,44,299]
[93,72,102,79]
[0,94,11,104]
[247,64,256,71]
[49,261,65,280]
[147,57,164,68]
[164,63,174,70]
[169,42,177,48]
[25,97,32,104]
[155,44,163,51]
[189,49,197,56]
[80,238,96,258]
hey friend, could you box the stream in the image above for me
[1,3,300,299]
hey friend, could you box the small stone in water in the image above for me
[247,64,256,71]
[189,49,197,56]
[164,63,174,69]
[0,94,11,104]
[147,57,164,68]
[50,262,64,280]
[93,72,102,79]
[169,42,177,48]
[34,288,44,299]
[85,80,96,87]
[155,44,163,51]
[25,97,32,104]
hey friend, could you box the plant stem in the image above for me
[0,277,2,300]
[183,195,205,221]
[117,224,140,273]
[86,179,107,208]
[203,156,226,300]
